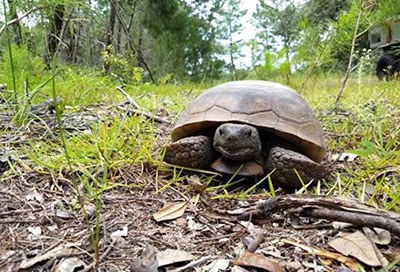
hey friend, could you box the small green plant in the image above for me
[101,46,143,84]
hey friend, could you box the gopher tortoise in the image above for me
[164,80,328,188]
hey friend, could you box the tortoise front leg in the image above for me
[164,136,214,169]
[266,146,329,188]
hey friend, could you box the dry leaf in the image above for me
[203,259,230,272]
[328,231,382,266]
[363,227,391,245]
[111,225,128,241]
[27,226,42,236]
[26,190,44,203]
[233,251,284,272]
[19,243,81,269]
[187,175,208,192]
[153,201,189,222]
[54,257,86,272]
[55,209,73,219]
[282,239,359,271]
[157,249,195,267]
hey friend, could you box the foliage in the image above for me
[100,46,143,84]
[0,45,46,94]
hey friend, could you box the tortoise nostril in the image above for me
[246,130,252,137]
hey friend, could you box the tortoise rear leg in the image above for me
[266,146,328,188]
[164,136,214,169]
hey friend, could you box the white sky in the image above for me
[236,1,258,67]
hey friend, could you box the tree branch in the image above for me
[239,195,400,237]
[0,6,47,37]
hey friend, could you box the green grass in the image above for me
[1,47,399,214]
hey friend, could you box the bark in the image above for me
[7,0,22,44]
[239,195,400,237]
[104,0,117,72]
[44,4,65,66]
[113,1,155,83]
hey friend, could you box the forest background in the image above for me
[1,0,399,87]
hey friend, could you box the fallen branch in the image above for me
[239,195,400,237]
[116,86,170,124]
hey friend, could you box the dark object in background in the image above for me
[376,53,400,80]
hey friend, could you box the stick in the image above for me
[239,195,400,236]
[115,86,170,124]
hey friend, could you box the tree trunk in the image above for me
[104,0,116,73]
[7,0,22,44]
[44,4,65,66]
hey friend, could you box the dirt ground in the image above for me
[1,102,400,272]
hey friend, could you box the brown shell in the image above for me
[171,80,326,162]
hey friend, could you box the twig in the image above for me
[116,86,140,109]
[115,86,170,124]
[174,256,214,272]
[117,106,170,124]
[239,195,400,237]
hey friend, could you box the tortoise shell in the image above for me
[171,80,326,162]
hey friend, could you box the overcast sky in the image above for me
[236,1,258,67]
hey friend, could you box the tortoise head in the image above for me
[213,123,262,161]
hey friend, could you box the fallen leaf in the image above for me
[111,225,128,240]
[153,201,189,222]
[187,175,208,192]
[157,249,195,267]
[55,209,73,219]
[282,239,359,271]
[239,221,255,231]
[26,190,44,203]
[27,226,42,236]
[328,231,382,266]
[54,257,86,272]
[363,227,391,245]
[203,259,230,272]
[19,243,81,269]
[233,251,284,272]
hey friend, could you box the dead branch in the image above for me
[239,195,400,237]
[0,6,47,36]
[116,86,170,124]
[116,86,140,109]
